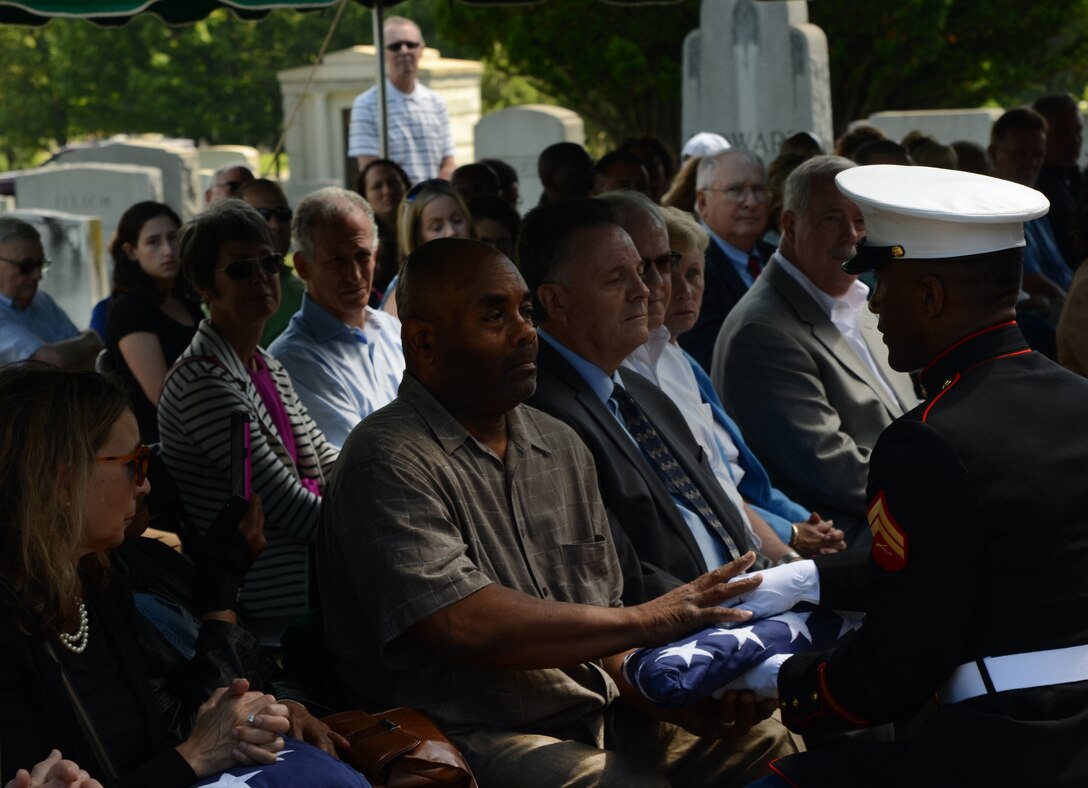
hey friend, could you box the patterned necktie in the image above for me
[747,254,762,280]
[611,382,742,561]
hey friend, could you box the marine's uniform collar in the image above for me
[919,320,1030,399]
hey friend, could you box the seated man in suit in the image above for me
[318,237,793,787]
[712,156,919,546]
[521,198,759,605]
[679,150,773,371]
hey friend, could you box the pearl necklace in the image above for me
[58,601,89,654]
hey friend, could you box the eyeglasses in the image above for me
[386,40,421,52]
[219,253,284,282]
[0,255,51,275]
[254,206,293,223]
[703,185,770,204]
[637,251,682,279]
[95,444,151,486]
[404,179,451,203]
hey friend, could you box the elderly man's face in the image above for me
[384,21,423,84]
[297,207,376,324]
[0,237,45,310]
[695,155,769,250]
[540,225,649,373]
[242,186,292,255]
[207,167,254,204]
[782,174,865,298]
[621,211,672,330]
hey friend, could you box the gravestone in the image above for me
[474,105,585,208]
[6,209,105,329]
[15,163,163,272]
[861,109,1005,153]
[52,137,201,220]
[198,145,261,175]
[683,0,832,160]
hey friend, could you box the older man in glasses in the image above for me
[679,150,774,371]
[0,217,102,368]
[347,15,455,184]
[269,187,404,450]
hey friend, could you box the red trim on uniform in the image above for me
[768,757,802,787]
[922,372,960,422]
[920,320,1017,378]
[818,662,870,727]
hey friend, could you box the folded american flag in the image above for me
[191,737,371,787]
[622,605,864,709]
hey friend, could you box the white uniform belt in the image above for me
[940,643,1088,704]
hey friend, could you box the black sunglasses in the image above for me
[0,255,51,275]
[254,206,293,223]
[220,253,284,282]
[404,179,452,203]
[637,251,682,279]
[386,40,421,52]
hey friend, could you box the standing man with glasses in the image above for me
[270,187,404,450]
[0,217,103,368]
[680,150,773,371]
[348,16,456,184]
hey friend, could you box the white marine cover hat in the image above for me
[835,165,1050,273]
[681,132,731,159]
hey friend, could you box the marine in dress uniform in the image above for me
[740,166,1088,786]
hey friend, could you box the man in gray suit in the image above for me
[711,156,919,545]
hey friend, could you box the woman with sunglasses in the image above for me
[104,201,204,443]
[381,179,474,317]
[0,364,291,787]
[355,159,410,298]
[158,200,337,631]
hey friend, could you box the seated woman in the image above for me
[659,206,846,559]
[355,158,410,299]
[381,180,474,317]
[158,200,337,628]
[104,202,204,443]
[0,364,290,787]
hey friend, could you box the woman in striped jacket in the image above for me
[159,200,337,627]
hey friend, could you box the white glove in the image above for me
[720,653,789,700]
[724,560,820,622]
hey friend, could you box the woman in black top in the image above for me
[0,365,291,787]
[105,202,203,442]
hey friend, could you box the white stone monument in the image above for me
[860,109,1004,153]
[683,0,832,160]
[198,145,261,175]
[6,209,105,329]
[15,162,163,272]
[277,45,482,189]
[51,136,201,220]
[474,105,585,208]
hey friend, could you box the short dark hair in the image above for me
[516,197,618,322]
[595,150,646,176]
[179,199,275,294]
[468,194,521,239]
[355,158,411,197]
[918,249,1023,313]
[853,139,912,166]
[237,178,288,204]
[479,158,518,191]
[991,108,1047,145]
[1032,93,1079,122]
[397,237,498,321]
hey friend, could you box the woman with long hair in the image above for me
[105,201,203,442]
[0,364,290,786]
[382,179,474,317]
[355,158,410,297]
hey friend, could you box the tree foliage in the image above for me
[1,0,1088,169]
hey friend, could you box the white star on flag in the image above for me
[838,613,864,639]
[200,770,263,786]
[708,625,765,651]
[274,749,295,762]
[775,611,812,644]
[655,640,714,667]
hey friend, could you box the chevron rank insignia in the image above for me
[868,491,908,571]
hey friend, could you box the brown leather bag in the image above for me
[322,708,479,788]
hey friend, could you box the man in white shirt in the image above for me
[347,16,455,184]
[270,187,404,450]
[711,156,919,545]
